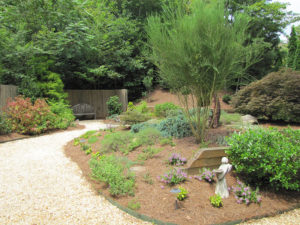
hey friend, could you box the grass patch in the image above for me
[80,130,97,139]
[220,110,241,125]
[138,147,162,161]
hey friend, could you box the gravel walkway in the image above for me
[0,120,298,225]
[0,121,149,225]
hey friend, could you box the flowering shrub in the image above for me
[4,96,57,135]
[194,168,215,183]
[168,153,187,166]
[229,180,261,205]
[159,168,187,185]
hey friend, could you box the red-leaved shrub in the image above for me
[4,96,58,135]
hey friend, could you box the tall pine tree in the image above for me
[287,26,297,68]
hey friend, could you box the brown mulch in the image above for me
[146,89,233,111]
[64,126,300,225]
[0,123,85,143]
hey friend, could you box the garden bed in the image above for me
[64,126,300,225]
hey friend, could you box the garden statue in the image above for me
[214,157,232,198]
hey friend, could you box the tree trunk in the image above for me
[210,93,221,128]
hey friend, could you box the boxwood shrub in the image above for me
[226,127,300,191]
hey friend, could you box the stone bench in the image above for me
[71,103,96,119]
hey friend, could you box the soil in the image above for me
[0,123,85,143]
[64,125,300,225]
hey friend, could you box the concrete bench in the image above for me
[71,103,96,119]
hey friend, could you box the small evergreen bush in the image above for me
[154,102,180,117]
[157,114,193,138]
[226,127,300,191]
[107,96,123,116]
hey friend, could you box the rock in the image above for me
[241,115,258,125]
[129,166,146,174]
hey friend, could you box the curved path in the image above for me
[0,120,298,225]
[0,121,149,225]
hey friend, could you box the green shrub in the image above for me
[177,186,188,201]
[157,114,193,138]
[0,113,12,135]
[154,102,180,117]
[120,110,151,125]
[89,155,135,196]
[107,96,123,116]
[226,127,300,191]
[222,94,231,104]
[135,101,149,113]
[4,96,57,135]
[209,194,223,208]
[49,100,75,129]
[232,69,300,123]
[101,131,133,154]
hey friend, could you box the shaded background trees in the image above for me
[0,0,298,101]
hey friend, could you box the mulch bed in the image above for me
[0,123,85,143]
[64,126,300,225]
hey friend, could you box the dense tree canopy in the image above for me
[225,0,298,86]
[0,0,298,101]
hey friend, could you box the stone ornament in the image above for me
[214,157,232,198]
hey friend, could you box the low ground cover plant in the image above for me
[128,199,141,210]
[168,153,187,166]
[226,127,300,191]
[177,186,188,201]
[220,110,241,125]
[194,168,215,183]
[137,146,162,161]
[100,131,133,154]
[131,110,193,139]
[159,168,187,185]
[209,194,223,208]
[89,154,135,196]
[229,180,261,205]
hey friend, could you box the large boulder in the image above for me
[232,69,300,123]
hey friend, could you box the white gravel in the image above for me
[0,120,298,225]
[0,120,149,225]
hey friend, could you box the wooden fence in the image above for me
[66,89,128,118]
[0,85,18,111]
